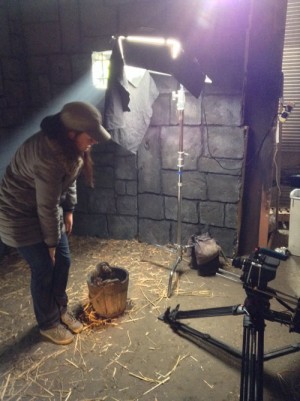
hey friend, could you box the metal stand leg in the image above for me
[240,314,264,401]
[167,85,186,298]
[167,255,182,298]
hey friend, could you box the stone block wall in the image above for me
[74,74,246,256]
[137,76,246,255]
[74,140,139,240]
[0,1,30,176]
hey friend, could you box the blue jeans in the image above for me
[18,233,71,330]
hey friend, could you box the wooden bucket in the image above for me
[87,267,129,318]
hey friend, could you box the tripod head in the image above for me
[230,247,300,333]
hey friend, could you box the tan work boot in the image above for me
[40,323,74,345]
[61,311,84,334]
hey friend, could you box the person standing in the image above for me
[0,102,111,345]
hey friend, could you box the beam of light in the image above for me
[0,71,106,178]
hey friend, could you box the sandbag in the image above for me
[188,233,221,276]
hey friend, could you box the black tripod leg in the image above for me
[240,315,251,401]
[240,315,265,401]
[249,327,257,401]
[256,326,264,401]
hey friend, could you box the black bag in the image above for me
[189,233,221,276]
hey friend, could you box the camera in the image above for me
[232,247,287,290]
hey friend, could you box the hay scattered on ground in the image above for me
[0,237,216,401]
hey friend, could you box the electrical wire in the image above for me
[201,91,279,171]
[200,94,246,171]
[273,140,282,197]
[244,113,278,168]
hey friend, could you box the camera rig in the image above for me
[159,247,300,401]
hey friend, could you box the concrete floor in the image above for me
[0,233,299,401]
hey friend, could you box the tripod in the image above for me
[160,270,300,401]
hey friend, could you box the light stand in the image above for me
[167,84,191,297]
[103,36,206,296]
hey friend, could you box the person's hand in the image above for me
[48,247,56,265]
[64,211,73,236]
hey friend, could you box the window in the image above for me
[92,51,112,90]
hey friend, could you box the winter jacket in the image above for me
[0,131,83,248]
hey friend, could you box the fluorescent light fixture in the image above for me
[123,36,182,59]
[118,36,206,97]
[92,36,208,97]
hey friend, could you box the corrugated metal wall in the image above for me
[282,0,300,151]
[275,0,300,208]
